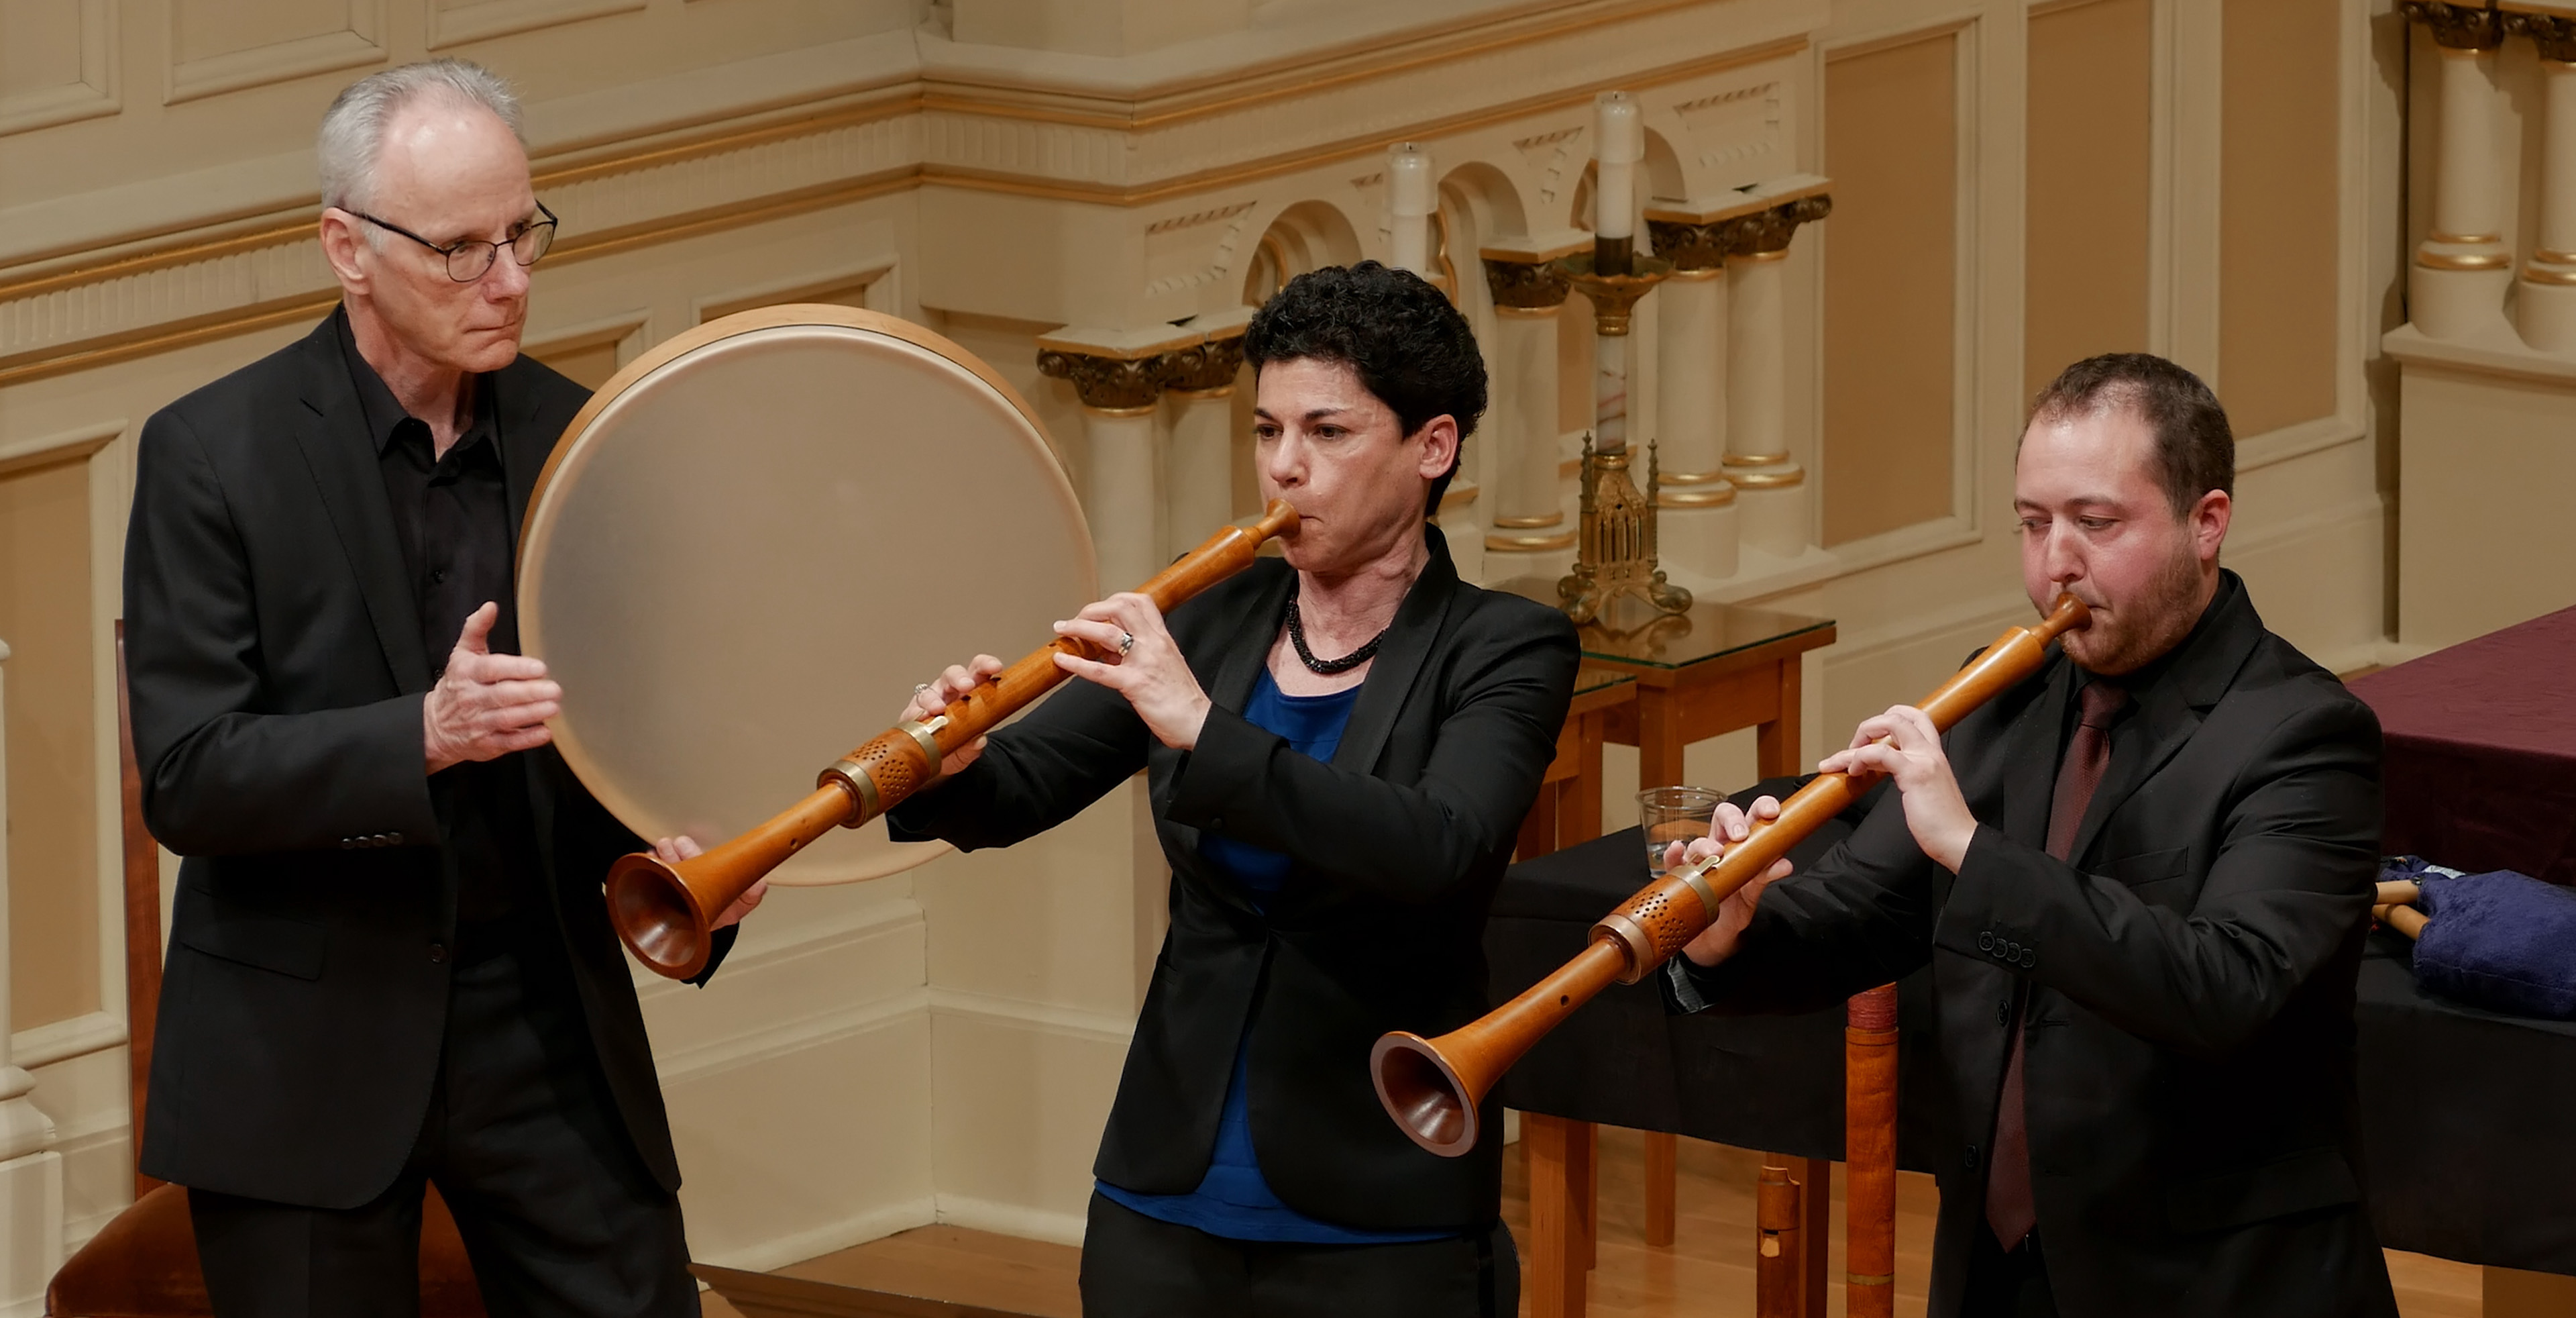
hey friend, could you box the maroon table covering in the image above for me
[2350,605,2576,886]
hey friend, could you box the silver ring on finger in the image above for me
[914,683,931,695]
[1118,631,1136,656]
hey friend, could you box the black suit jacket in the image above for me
[890,529,1578,1230]
[123,309,729,1208]
[1674,573,2398,1318]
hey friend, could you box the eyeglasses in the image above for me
[345,200,557,283]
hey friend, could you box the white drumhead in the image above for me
[519,305,1097,885]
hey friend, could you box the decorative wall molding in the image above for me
[0,421,123,479]
[428,0,645,49]
[9,1013,124,1073]
[0,0,121,138]
[164,0,387,106]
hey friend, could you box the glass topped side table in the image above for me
[1497,579,1837,788]
[1519,667,1638,861]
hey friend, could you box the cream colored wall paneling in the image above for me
[0,0,119,136]
[428,0,645,50]
[2025,0,2153,397]
[1819,21,1966,548]
[166,0,387,106]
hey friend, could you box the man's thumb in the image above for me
[455,602,498,655]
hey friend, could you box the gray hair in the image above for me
[317,59,524,216]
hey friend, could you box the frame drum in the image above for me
[518,305,1096,885]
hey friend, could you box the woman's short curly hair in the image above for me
[1243,261,1488,517]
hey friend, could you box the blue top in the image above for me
[1095,670,1452,1245]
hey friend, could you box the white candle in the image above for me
[1593,91,1642,242]
[1388,142,1435,276]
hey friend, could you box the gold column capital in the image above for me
[1161,329,1246,397]
[2404,1,2505,51]
[1037,350,1168,412]
[2504,11,2576,62]
[1482,255,1576,312]
[1646,193,1835,272]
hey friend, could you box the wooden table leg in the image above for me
[1637,681,1687,788]
[1643,1131,1677,1246]
[1756,657,1804,779]
[1527,1114,1595,1318]
[1799,1156,1831,1317]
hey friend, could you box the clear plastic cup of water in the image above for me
[1638,785,1726,876]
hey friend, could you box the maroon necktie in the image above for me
[1985,678,2125,1251]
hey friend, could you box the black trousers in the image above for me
[189,931,698,1318]
[1079,1190,1517,1318]
[1961,1229,2059,1318]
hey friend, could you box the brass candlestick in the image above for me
[1554,250,1691,625]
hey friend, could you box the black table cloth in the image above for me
[1489,825,2576,1275]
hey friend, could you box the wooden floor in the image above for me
[705,1127,2483,1317]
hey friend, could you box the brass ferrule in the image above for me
[821,757,884,822]
[898,715,949,768]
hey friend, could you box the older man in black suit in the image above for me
[1665,354,2398,1318]
[123,58,755,1316]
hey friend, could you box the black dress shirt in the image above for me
[342,319,542,933]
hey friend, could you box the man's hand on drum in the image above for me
[1819,703,1974,872]
[1053,593,1211,750]
[649,835,767,930]
[906,655,1004,776]
[424,601,558,775]
[1672,797,1792,968]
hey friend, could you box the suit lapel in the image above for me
[1210,565,1295,714]
[1331,526,1458,772]
[492,361,551,555]
[2069,574,2265,863]
[288,310,432,693]
[2000,654,2070,850]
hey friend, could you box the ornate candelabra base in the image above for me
[1557,436,1693,625]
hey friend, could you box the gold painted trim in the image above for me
[2427,230,2504,245]
[1660,263,1723,281]
[1729,467,1805,489]
[2417,249,2516,270]
[0,292,339,389]
[1492,303,1567,319]
[1733,246,1793,264]
[2532,246,2576,265]
[1486,530,1577,552]
[1659,468,1728,485]
[1167,385,1236,400]
[1492,513,1565,529]
[1083,403,1159,419]
[1657,485,1737,507]
[2524,265,2576,286]
[1723,450,1793,468]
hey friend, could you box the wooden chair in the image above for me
[45,627,486,1316]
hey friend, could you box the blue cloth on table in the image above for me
[1096,670,1453,1245]
[2392,862,2576,1021]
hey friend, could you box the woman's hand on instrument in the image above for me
[1819,704,1975,872]
[1053,593,1211,750]
[1673,797,1791,967]
[906,656,1004,776]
